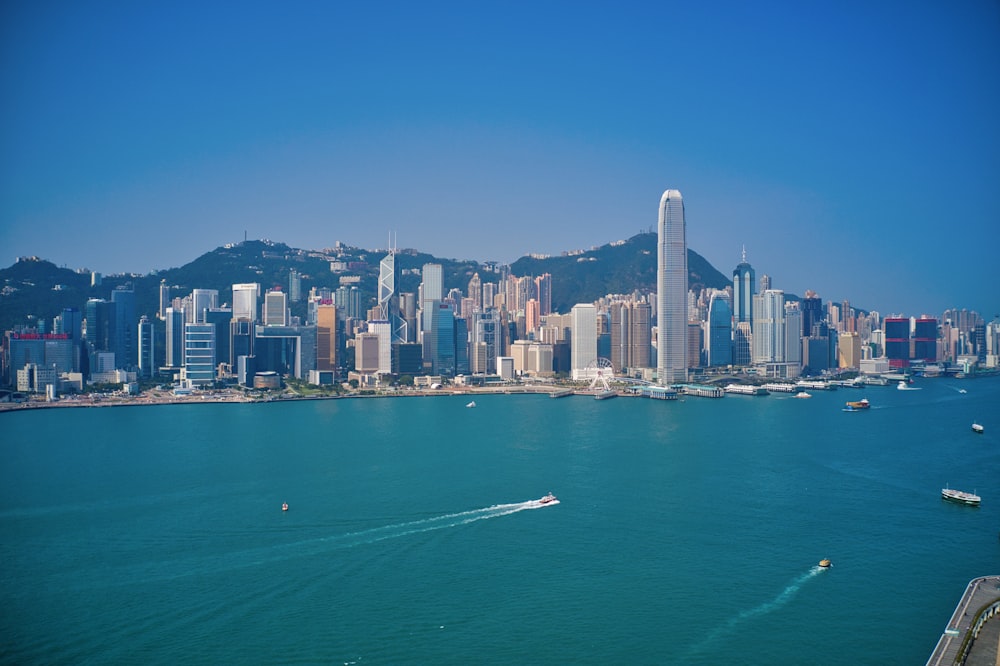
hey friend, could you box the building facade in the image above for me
[657,188,688,384]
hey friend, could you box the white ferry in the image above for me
[724,384,769,396]
[941,487,980,506]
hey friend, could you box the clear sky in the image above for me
[2,1,998,318]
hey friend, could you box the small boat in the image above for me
[793,391,812,399]
[845,398,870,410]
[897,380,921,391]
[818,558,831,568]
[972,423,984,434]
[282,502,288,512]
[941,486,980,506]
[538,492,558,505]
[958,389,967,394]
[466,401,476,408]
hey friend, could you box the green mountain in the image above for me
[511,232,728,313]
[0,234,730,332]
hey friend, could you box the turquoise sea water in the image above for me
[1,378,998,664]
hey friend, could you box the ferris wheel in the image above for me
[585,357,615,392]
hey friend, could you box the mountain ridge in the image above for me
[0,234,731,332]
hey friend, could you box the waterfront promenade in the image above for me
[927,576,1000,666]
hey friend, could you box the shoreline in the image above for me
[0,385,570,414]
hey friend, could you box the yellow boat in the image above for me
[818,558,831,568]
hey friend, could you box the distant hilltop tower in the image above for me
[657,189,688,385]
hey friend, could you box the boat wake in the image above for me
[73,499,558,589]
[684,566,825,658]
[316,499,557,549]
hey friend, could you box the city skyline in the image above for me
[2,2,998,318]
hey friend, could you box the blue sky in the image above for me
[2,1,998,318]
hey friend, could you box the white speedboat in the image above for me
[466,401,476,408]
[538,492,558,505]
[972,422,984,434]
[793,391,812,399]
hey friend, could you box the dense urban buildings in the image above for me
[1,192,997,398]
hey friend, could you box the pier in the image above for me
[639,386,678,401]
[926,575,1000,666]
[679,384,725,398]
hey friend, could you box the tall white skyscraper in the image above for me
[657,189,688,384]
[571,303,597,380]
[232,283,261,322]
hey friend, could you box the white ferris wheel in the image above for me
[585,357,615,392]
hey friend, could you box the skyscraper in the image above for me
[707,292,733,367]
[138,315,155,378]
[288,269,301,303]
[421,263,443,333]
[752,289,786,364]
[467,273,482,312]
[164,306,185,368]
[535,273,552,316]
[183,322,216,387]
[263,289,288,326]
[111,286,136,368]
[316,304,337,372]
[158,280,170,320]
[190,289,218,324]
[571,303,597,380]
[657,189,687,384]
[232,283,261,322]
[732,247,755,326]
[378,249,407,343]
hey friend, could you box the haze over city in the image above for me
[2,1,998,317]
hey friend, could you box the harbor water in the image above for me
[1,377,998,664]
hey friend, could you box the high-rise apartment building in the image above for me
[609,301,652,373]
[535,273,552,316]
[657,189,687,384]
[158,280,170,320]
